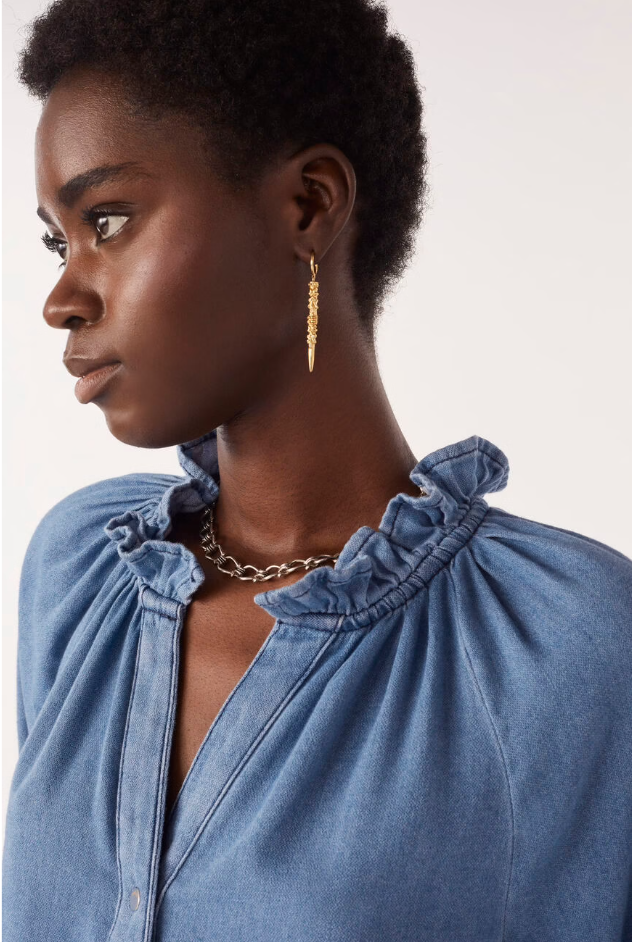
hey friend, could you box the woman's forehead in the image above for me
[37,74,172,157]
[34,81,215,203]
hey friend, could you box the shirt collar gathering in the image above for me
[104,430,509,628]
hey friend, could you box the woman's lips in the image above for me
[74,362,122,404]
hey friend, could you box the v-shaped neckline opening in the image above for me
[151,604,347,910]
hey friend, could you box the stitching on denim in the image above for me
[105,600,144,942]
[368,500,488,610]
[275,617,363,634]
[385,498,405,538]
[451,573,515,942]
[120,478,492,631]
[173,562,203,603]
[140,586,180,621]
[144,609,182,941]
[139,503,490,635]
[280,500,491,628]
[155,625,337,911]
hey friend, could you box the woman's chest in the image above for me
[165,580,279,819]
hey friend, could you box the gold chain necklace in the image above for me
[199,503,341,582]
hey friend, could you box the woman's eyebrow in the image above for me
[36,161,154,224]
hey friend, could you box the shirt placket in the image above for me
[106,584,182,942]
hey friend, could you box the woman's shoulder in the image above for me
[458,503,632,709]
[474,503,632,609]
[18,471,183,620]
[15,472,185,748]
[27,471,181,545]
[405,432,631,630]
[26,470,187,566]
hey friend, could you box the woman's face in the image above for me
[35,68,320,448]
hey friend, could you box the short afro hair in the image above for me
[17,0,428,340]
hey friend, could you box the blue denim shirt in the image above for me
[3,432,632,941]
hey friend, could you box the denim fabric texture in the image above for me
[3,432,632,941]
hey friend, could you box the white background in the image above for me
[3,0,631,826]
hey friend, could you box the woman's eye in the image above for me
[40,232,68,267]
[40,210,130,269]
[92,213,129,240]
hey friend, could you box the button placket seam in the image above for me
[142,596,182,942]
[105,594,145,942]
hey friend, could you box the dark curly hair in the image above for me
[17,0,428,340]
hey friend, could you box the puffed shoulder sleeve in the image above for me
[450,507,632,939]
[15,473,178,752]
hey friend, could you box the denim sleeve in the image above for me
[454,507,632,941]
[16,504,64,752]
[14,474,174,750]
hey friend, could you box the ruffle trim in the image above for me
[103,431,509,620]
[103,474,215,606]
[254,435,508,625]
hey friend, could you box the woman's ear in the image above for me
[285,143,357,267]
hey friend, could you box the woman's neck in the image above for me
[212,327,419,567]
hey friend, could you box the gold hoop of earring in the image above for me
[307,251,319,372]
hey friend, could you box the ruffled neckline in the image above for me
[104,431,509,629]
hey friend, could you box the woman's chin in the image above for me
[101,403,214,451]
[101,406,169,450]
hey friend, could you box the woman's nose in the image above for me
[42,270,104,330]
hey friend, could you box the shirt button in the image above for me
[129,888,141,911]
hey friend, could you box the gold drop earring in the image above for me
[307,250,319,372]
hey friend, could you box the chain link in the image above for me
[199,503,341,582]
[199,484,430,583]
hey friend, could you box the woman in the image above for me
[4,0,632,939]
